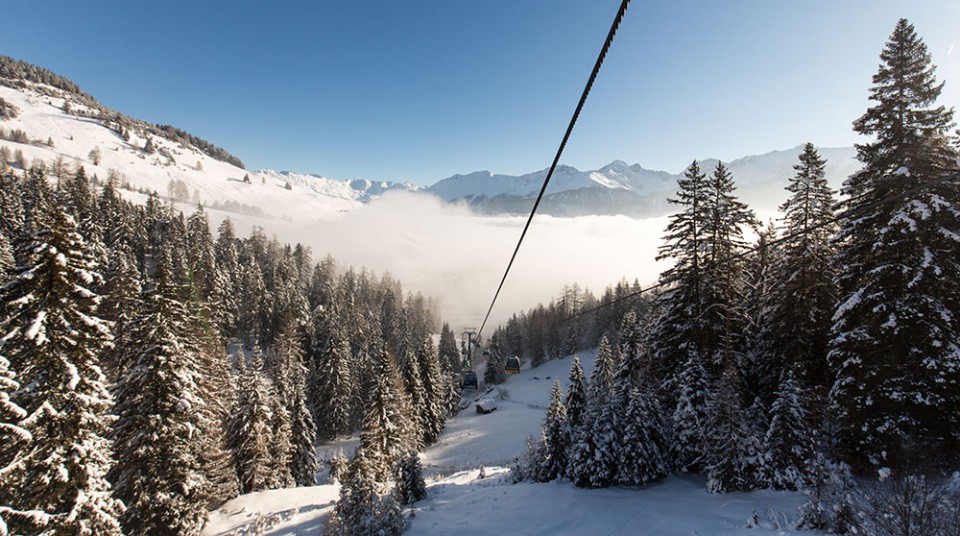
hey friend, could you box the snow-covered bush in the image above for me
[857,473,960,536]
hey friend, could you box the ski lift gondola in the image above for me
[461,371,479,390]
[505,356,521,374]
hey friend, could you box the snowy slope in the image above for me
[0,82,413,224]
[203,351,810,536]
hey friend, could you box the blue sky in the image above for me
[3,1,957,185]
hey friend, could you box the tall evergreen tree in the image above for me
[438,322,461,375]
[650,161,711,391]
[324,449,403,536]
[0,353,31,535]
[308,305,354,440]
[828,18,960,471]
[228,346,276,493]
[616,387,670,486]
[705,362,760,493]
[110,252,211,535]
[761,143,838,398]
[537,380,568,481]
[0,206,123,535]
[358,349,416,481]
[671,349,711,473]
[271,320,318,486]
[764,368,816,491]
[700,161,755,370]
[564,357,587,434]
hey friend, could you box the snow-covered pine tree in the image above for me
[328,449,349,484]
[564,357,587,435]
[0,170,24,244]
[97,246,141,377]
[617,386,670,487]
[0,353,32,535]
[829,18,960,472]
[705,362,759,493]
[761,143,838,399]
[438,322,461,375]
[649,160,711,394]
[615,310,647,389]
[537,380,568,481]
[0,201,123,535]
[271,320,318,486]
[228,345,276,493]
[764,368,815,491]
[396,327,429,449]
[700,161,755,372]
[568,337,619,487]
[0,229,12,278]
[213,218,240,334]
[110,251,211,535]
[416,336,448,446]
[483,328,507,386]
[308,304,354,440]
[359,348,417,481]
[392,451,427,506]
[267,393,295,490]
[671,349,711,473]
[324,448,404,536]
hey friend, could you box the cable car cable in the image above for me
[477,0,632,341]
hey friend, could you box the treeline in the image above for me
[0,161,455,534]
[510,19,960,534]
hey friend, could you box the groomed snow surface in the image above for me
[203,352,808,536]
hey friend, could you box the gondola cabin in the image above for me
[461,371,479,390]
[505,356,521,374]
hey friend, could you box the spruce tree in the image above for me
[617,387,670,486]
[829,18,960,471]
[324,449,404,536]
[764,368,815,491]
[0,205,123,535]
[228,346,276,493]
[568,338,619,487]
[358,349,416,480]
[564,357,587,434]
[538,380,568,481]
[705,362,759,493]
[671,350,711,473]
[308,305,354,440]
[272,320,318,487]
[392,452,427,506]
[762,143,838,397]
[267,394,295,490]
[438,322,461,375]
[416,336,448,446]
[700,161,755,371]
[0,353,31,535]
[110,252,211,535]
[650,160,711,392]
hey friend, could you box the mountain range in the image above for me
[0,55,860,221]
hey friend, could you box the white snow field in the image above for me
[203,351,809,536]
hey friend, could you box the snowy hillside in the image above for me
[203,351,808,536]
[0,79,412,224]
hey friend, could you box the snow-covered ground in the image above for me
[203,351,810,536]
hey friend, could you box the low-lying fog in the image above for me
[217,191,778,333]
